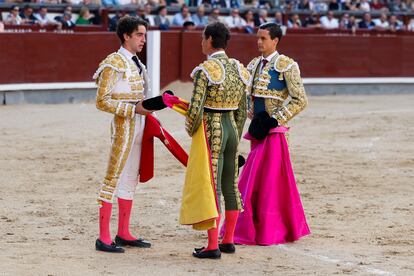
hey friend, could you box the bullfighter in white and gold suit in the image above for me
[93,16,153,253]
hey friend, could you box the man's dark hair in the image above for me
[181,5,189,12]
[157,5,166,14]
[204,22,231,49]
[259,22,283,42]
[183,21,195,27]
[116,16,148,44]
[24,4,32,11]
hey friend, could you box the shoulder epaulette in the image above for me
[247,57,261,73]
[230,58,251,86]
[190,58,225,84]
[274,54,297,73]
[92,53,127,80]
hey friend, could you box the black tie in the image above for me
[261,59,268,72]
[131,56,142,74]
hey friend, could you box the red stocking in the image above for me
[99,201,113,245]
[222,210,239,244]
[204,215,221,251]
[117,198,137,241]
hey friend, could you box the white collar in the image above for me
[262,51,279,62]
[119,46,136,60]
[208,50,226,59]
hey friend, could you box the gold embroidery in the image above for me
[111,93,144,101]
[249,54,307,126]
[253,87,288,100]
[188,54,246,212]
[247,57,260,73]
[95,52,145,119]
[204,113,221,189]
[274,63,307,125]
[95,51,148,204]
[102,53,127,71]
[275,55,294,72]
[98,116,136,203]
[186,71,208,136]
[204,60,224,83]
[191,59,225,84]
[204,59,247,110]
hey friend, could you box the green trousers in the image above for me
[204,112,243,212]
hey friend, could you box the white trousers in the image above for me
[116,115,146,200]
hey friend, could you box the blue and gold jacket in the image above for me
[248,52,307,125]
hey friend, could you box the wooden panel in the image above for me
[180,31,205,82]
[160,31,181,88]
[0,32,146,84]
[1,32,414,85]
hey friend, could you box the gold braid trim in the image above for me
[93,53,127,81]
[186,71,208,136]
[247,57,261,72]
[98,116,135,204]
[230,58,251,86]
[190,59,225,85]
[273,63,307,125]
[274,54,296,73]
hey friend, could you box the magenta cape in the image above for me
[229,126,310,245]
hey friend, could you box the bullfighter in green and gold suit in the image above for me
[187,22,250,259]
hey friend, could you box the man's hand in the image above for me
[135,101,153,115]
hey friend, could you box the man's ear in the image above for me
[123,33,130,43]
[207,36,213,47]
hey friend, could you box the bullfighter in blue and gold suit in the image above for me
[247,29,307,128]
[230,23,310,246]
[186,22,250,259]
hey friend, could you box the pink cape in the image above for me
[225,126,310,245]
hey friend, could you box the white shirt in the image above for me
[118,0,132,4]
[408,19,414,31]
[373,19,389,29]
[119,46,141,73]
[320,16,339,29]
[360,2,371,12]
[260,51,278,73]
[224,15,246,28]
[146,15,155,26]
[208,50,226,59]
[119,46,134,59]
[34,13,54,25]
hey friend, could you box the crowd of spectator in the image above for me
[0,3,99,29]
[1,0,414,32]
[1,0,414,11]
[109,2,414,32]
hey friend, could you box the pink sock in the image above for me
[222,210,239,244]
[117,198,137,241]
[99,201,113,245]
[205,215,221,251]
